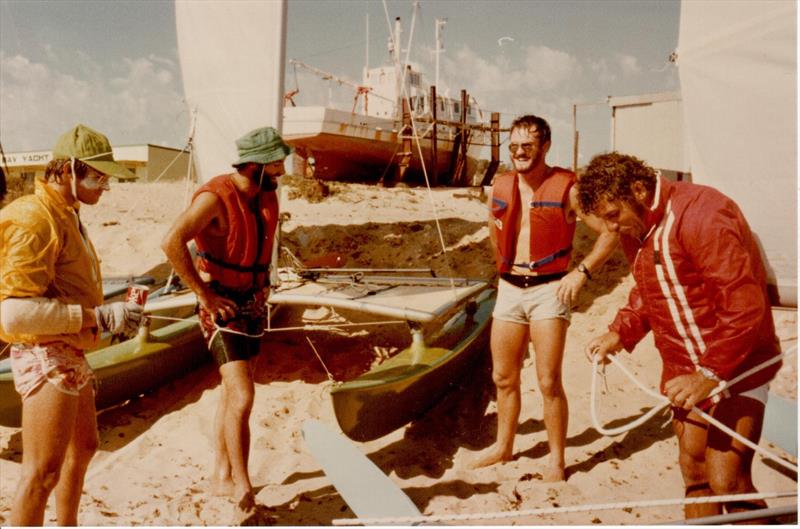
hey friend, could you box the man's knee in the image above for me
[491,367,520,390]
[23,458,63,492]
[678,450,706,483]
[226,383,254,415]
[75,431,99,460]
[708,469,747,495]
[536,372,563,398]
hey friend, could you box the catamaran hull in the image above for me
[283,106,485,184]
[331,288,495,442]
[0,318,205,428]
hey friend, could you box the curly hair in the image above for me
[43,158,89,183]
[510,114,551,145]
[577,152,657,214]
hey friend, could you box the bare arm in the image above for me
[568,185,618,272]
[160,192,237,320]
[556,186,619,305]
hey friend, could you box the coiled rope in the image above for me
[590,345,797,473]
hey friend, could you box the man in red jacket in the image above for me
[162,126,290,511]
[579,152,781,519]
[473,115,617,480]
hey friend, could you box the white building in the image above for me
[607,92,689,181]
[2,144,193,184]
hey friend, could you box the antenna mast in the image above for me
[435,18,446,91]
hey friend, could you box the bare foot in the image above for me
[235,488,256,513]
[542,463,566,482]
[470,446,513,469]
[211,476,235,497]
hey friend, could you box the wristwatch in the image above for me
[577,263,592,280]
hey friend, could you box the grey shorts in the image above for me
[492,276,570,324]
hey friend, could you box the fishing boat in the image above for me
[176,0,495,442]
[282,10,493,185]
[0,287,203,427]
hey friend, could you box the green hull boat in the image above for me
[331,288,495,442]
[0,298,205,428]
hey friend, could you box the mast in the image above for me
[435,18,446,92]
[364,12,369,82]
[274,0,288,132]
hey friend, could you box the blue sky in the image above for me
[0,0,680,168]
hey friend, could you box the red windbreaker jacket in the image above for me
[609,177,781,399]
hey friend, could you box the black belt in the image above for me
[500,271,567,288]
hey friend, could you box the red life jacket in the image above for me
[490,167,576,274]
[193,174,279,290]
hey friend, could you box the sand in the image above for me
[0,179,796,525]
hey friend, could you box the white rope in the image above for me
[332,490,796,525]
[306,336,336,383]
[591,345,797,473]
[148,314,407,334]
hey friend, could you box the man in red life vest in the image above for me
[579,152,781,519]
[473,115,617,480]
[162,126,290,511]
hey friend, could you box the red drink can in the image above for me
[126,284,149,307]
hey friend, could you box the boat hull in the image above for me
[283,106,485,184]
[0,318,205,427]
[331,288,495,442]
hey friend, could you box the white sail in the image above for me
[677,0,797,306]
[175,0,287,182]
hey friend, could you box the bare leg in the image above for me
[673,409,720,519]
[706,396,768,522]
[10,383,79,526]
[218,360,255,510]
[211,383,235,496]
[53,383,98,526]
[472,319,528,468]
[530,317,569,481]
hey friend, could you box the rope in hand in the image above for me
[590,345,797,473]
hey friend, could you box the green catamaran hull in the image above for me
[0,318,205,427]
[331,288,496,442]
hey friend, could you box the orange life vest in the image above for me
[193,174,279,290]
[490,167,576,274]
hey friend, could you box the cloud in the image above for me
[617,54,641,76]
[522,45,582,90]
[590,59,616,84]
[0,51,188,152]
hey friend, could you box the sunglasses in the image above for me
[84,169,111,191]
[508,142,537,154]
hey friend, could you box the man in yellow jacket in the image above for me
[0,124,143,525]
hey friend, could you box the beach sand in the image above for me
[0,179,796,525]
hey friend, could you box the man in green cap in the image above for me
[162,126,291,510]
[1,124,143,525]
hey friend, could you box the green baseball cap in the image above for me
[234,126,293,166]
[52,124,136,179]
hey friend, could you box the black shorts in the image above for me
[197,282,267,366]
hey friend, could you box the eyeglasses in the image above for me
[84,169,111,190]
[508,142,536,154]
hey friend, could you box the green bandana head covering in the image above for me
[234,126,293,166]
[52,124,136,179]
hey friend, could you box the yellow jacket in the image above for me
[0,180,103,350]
